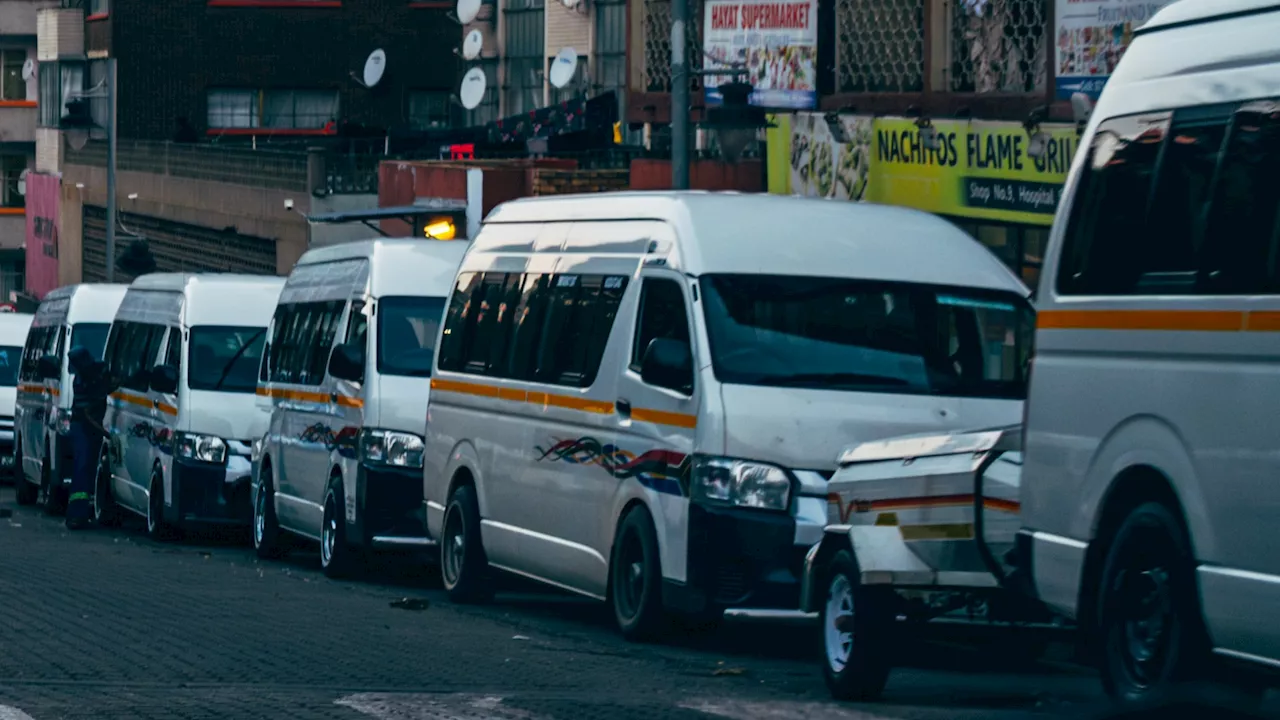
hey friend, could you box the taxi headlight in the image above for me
[690,455,792,511]
[360,429,425,469]
[176,432,227,465]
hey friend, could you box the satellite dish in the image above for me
[462,30,483,61]
[549,48,578,89]
[459,67,487,110]
[362,49,386,88]
[21,58,35,82]
[560,0,581,9]
[457,0,481,24]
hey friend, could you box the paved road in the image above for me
[0,487,1271,720]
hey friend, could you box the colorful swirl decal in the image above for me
[299,422,359,459]
[535,437,688,496]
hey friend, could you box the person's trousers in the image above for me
[67,422,98,522]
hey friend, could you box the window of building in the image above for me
[88,0,109,15]
[593,0,628,131]
[1,51,25,102]
[263,90,337,129]
[38,62,84,127]
[1,156,26,209]
[207,89,339,130]
[407,90,450,130]
[503,0,545,115]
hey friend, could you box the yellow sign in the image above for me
[870,119,1078,226]
[767,114,1079,225]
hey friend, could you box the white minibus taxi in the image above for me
[92,273,285,538]
[423,191,1034,638]
[253,238,468,577]
[14,284,126,510]
[1020,0,1280,708]
[0,312,33,479]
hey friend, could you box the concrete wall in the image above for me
[0,0,57,37]
[61,162,312,277]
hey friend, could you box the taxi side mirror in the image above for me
[640,338,693,394]
[37,354,60,380]
[328,343,364,383]
[149,364,179,394]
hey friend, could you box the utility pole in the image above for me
[670,0,689,190]
[104,58,117,282]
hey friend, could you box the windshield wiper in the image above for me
[212,327,267,391]
[750,372,912,388]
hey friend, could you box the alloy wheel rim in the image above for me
[321,502,336,566]
[617,532,644,619]
[443,509,464,585]
[1118,563,1174,688]
[825,573,854,672]
[254,488,266,546]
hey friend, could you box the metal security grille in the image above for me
[81,206,277,283]
[949,0,1047,93]
[642,0,703,93]
[835,0,925,93]
[504,0,546,115]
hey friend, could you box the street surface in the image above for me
[1,486,1273,720]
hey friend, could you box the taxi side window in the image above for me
[164,328,182,372]
[630,277,693,392]
[1059,101,1280,296]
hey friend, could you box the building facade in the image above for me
[45,0,459,143]
[0,0,54,299]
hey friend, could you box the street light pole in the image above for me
[104,57,117,283]
[670,0,689,190]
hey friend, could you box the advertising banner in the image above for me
[703,0,818,110]
[869,119,1078,226]
[1054,0,1174,100]
[766,115,1079,225]
[24,172,60,299]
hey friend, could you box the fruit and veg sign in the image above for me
[703,0,818,110]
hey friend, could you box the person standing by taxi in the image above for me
[65,347,112,530]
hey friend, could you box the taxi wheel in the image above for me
[39,459,64,515]
[92,447,122,528]
[821,550,893,702]
[1097,501,1205,711]
[146,471,178,542]
[13,447,36,505]
[441,483,494,603]
[253,467,284,559]
[320,483,355,579]
[610,506,668,642]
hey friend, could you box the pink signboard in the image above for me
[24,172,60,299]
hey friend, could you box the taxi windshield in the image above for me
[700,274,1034,399]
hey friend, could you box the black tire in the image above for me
[13,445,36,505]
[609,506,668,642]
[820,550,894,702]
[1096,501,1206,711]
[146,470,178,541]
[40,456,64,515]
[253,463,284,559]
[320,481,356,579]
[92,444,122,528]
[440,483,494,603]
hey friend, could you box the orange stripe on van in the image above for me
[1037,309,1245,332]
[256,385,364,408]
[631,407,698,429]
[430,378,697,429]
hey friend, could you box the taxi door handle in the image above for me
[329,391,339,403]
[152,398,160,408]
[615,399,632,418]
